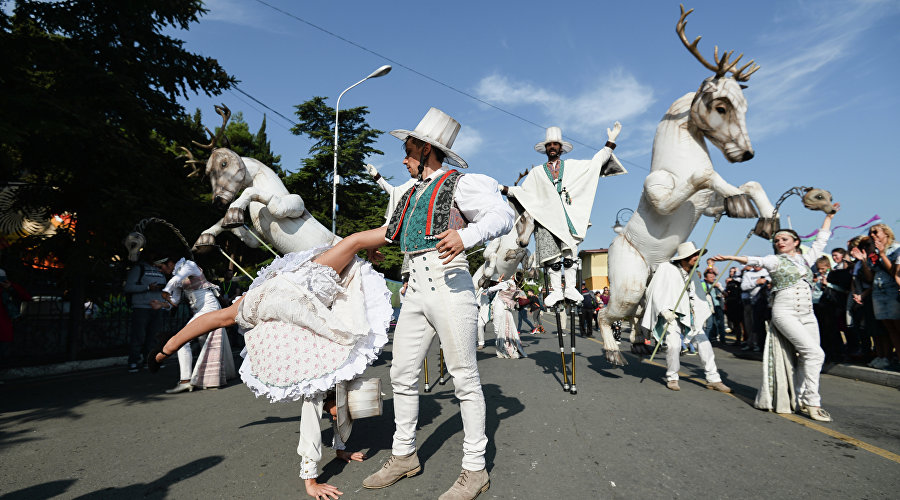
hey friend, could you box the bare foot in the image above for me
[336,449,366,463]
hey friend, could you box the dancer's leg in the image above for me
[154,300,241,363]
[313,227,387,274]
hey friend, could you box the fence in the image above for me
[1,293,194,369]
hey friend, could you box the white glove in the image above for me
[607,121,622,143]
[365,163,379,178]
[661,309,678,324]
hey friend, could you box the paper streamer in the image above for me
[798,214,881,242]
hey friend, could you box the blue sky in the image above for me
[175,0,900,259]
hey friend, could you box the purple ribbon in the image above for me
[799,214,881,242]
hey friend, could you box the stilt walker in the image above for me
[544,264,569,391]
[504,122,628,390]
[438,348,449,386]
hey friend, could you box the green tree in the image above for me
[218,112,283,176]
[285,97,404,278]
[0,0,234,357]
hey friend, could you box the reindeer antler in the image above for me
[676,5,760,82]
[513,169,530,186]
[177,146,204,178]
[192,104,232,150]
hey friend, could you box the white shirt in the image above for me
[740,268,770,300]
[395,167,514,250]
[746,230,832,274]
[162,258,203,295]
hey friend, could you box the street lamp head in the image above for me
[367,65,392,79]
[613,207,633,234]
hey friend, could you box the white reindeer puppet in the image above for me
[597,6,777,362]
[185,106,338,254]
[477,201,537,285]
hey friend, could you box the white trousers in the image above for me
[477,302,491,346]
[296,396,346,479]
[391,251,487,471]
[666,329,722,383]
[771,285,824,407]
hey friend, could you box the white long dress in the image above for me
[489,280,527,359]
[163,258,236,388]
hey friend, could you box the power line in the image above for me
[227,89,295,132]
[252,0,650,172]
[233,85,298,128]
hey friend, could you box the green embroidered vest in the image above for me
[770,255,814,292]
[385,170,466,254]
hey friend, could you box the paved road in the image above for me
[2,320,898,499]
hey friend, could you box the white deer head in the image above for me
[182,104,249,210]
[678,4,760,163]
[204,148,248,209]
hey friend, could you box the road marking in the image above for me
[560,335,900,464]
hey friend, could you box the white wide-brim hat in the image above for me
[335,377,383,442]
[670,241,707,262]
[535,126,573,155]
[390,107,468,168]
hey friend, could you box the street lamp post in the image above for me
[612,208,634,234]
[332,64,392,235]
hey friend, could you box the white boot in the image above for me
[544,268,563,307]
[563,265,582,303]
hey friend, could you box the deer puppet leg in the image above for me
[643,170,711,215]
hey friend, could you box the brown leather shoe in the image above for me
[438,468,490,500]
[666,380,680,391]
[362,451,421,489]
[706,381,732,393]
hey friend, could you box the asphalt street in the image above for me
[1,319,898,499]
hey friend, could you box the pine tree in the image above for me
[0,0,234,358]
[285,97,403,278]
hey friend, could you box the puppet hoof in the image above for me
[222,206,245,228]
[724,194,759,219]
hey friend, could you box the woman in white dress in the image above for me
[712,204,840,422]
[150,227,393,499]
[488,276,527,359]
[152,256,235,393]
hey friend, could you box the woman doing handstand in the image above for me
[151,227,392,499]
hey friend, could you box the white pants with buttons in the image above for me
[391,251,487,471]
[770,283,824,407]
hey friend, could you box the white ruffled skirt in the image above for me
[236,247,392,402]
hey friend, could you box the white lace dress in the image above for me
[235,247,392,403]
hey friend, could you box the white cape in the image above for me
[640,262,711,335]
[508,151,625,253]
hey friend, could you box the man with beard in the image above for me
[504,124,626,308]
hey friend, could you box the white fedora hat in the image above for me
[534,126,573,155]
[390,108,468,168]
[670,241,707,262]
[335,377,383,442]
